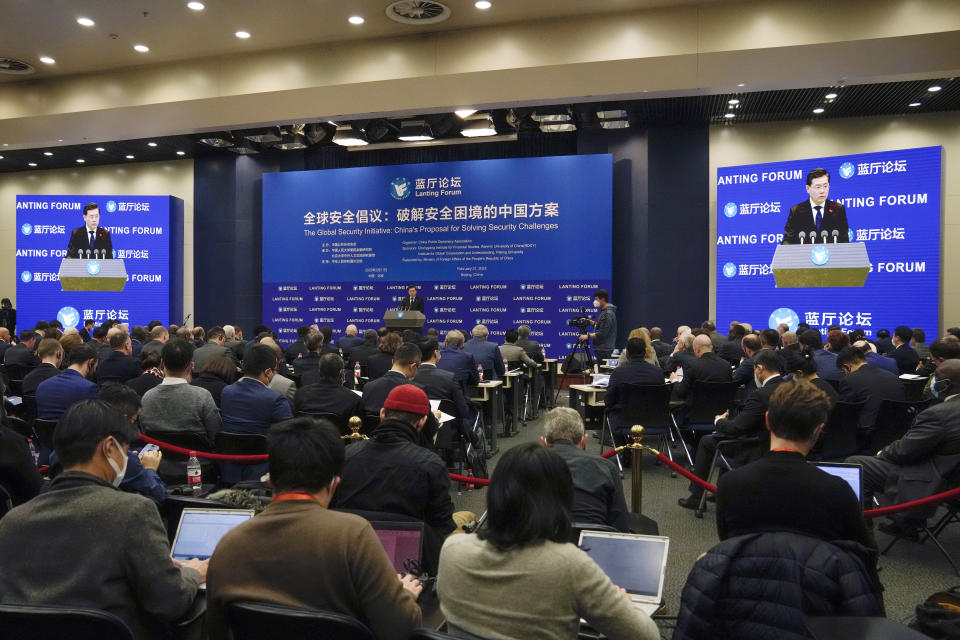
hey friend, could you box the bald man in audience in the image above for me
[337,324,363,355]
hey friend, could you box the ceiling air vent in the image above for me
[0,57,35,75]
[385,1,451,25]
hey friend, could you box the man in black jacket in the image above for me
[414,339,472,451]
[662,332,697,375]
[649,327,673,361]
[284,325,312,363]
[605,338,666,435]
[3,330,40,370]
[361,343,439,448]
[836,347,905,428]
[886,325,920,375]
[292,332,324,376]
[515,325,544,363]
[97,332,141,383]
[672,334,733,405]
[21,338,63,398]
[679,350,783,509]
[717,324,747,367]
[294,354,364,425]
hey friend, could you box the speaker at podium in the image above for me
[383,310,425,333]
[771,239,870,288]
[58,256,129,292]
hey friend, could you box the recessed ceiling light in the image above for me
[723,113,735,119]
[176,150,186,156]
[737,82,745,87]
[235,30,251,38]
[95,147,105,152]
[57,138,63,142]
[928,85,942,92]
[825,92,838,99]
[454,109,477,119]
[909,102,922,107]
[39,56,56,65]
[147,142,157,147]
[77,17,95,27]
[76,158,85,163]
[187,1,205,10]
[43,151,53,156]
[813,107,825,114]
[348,16,364,25]
[475,1,492,8]
[0,155,4,160]
[728,98,740,105]
[28,162,37,167]
[134,44,150,53]
[126,155,135,159]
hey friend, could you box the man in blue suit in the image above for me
[437,331,479,388]
[36,344,100,420]
[220,344,293,434]
[463,324,505,380]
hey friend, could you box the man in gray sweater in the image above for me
[141,338,221,440]
[0,400,206,640]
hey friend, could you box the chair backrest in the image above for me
[5,415,33,440]
[295,411,348,433]
[687,381,740,424]
[17,394,37,423]
[144,429,213,455]
[567,521,618,544]
[0,602,135,640]
[900,377,929,401]
[225,600,374,640]
[214,431,269,456]
[32,418,58,450]
[613,384,673,431]
[815,400,867,461]
[866,398,932,454]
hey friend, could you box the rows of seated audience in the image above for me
[0,315,958,639]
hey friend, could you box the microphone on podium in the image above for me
[820,230,828,243]
[831,230,839,244]
[799,231,806,244]
[84,249,90,260]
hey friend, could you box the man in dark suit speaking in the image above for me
[781,168,850,245]
[67,202,113,258]
[398,285,425,312]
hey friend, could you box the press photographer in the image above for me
[578,289,618,362]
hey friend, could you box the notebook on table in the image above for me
[578,531,670,616]
[371,521,425,575]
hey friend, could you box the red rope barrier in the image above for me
[138,433,268,462]
[449,473,490,486]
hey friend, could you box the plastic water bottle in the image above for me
[503,356,508,371]
[541,348,546,360]
[676,366,684,382]
[477,363,484,382]
[187,451,202,496]
[338,347,343,357]
[28,439,39,467]
[354,361,361,385]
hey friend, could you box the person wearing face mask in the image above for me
[578,289,617,363]
[846,360,960,540]
[678,349,785,511]
[0,400,206,640]
[293,353,364,425]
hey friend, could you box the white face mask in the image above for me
[592,299,601,308]
[106,437,128,487]
[754,373,763,388]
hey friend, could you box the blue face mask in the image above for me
[931,376,951,399]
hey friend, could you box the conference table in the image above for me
[541,358,558,409]
[470,379,505,455]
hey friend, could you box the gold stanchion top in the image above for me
[630,425,644,444]
[342,416,368,441]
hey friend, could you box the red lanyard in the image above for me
[271,491,318,503]
[770,448,803,454]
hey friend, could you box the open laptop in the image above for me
[812,461,863,504]
[371,521,425,575]
[578,531,670,616]
[590,374,610,388]
[171,508,255,562]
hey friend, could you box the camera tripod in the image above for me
[555,332,595,404]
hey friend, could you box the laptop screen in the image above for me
[372,522,423,574]
[171,510,253,560]
[578,533,668,599]
[814,463,862,501]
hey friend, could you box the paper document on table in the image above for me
[899,374,925,380]
[591,374,610,388]
[430,399,441,411]
[352,389,363,397]
[439,411,456,424]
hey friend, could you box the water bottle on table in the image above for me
[187,451,202,496]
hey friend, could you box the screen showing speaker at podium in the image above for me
[15,195,183,330]
[716,146,941,338]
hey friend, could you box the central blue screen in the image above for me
[262,155,612,353]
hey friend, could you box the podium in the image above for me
[771,242,870,288]
[58,258,128,292]
[383,310,425,333]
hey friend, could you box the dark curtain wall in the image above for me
[194,127,707,339]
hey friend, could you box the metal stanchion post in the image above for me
[342,416,368,442]
[630,425,644,513]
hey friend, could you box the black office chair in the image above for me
[296,410,348,434]
[901,376,929,402]
[603,383,674,475]
[32,418,58,451]
[861,398,931,454]
[5,415,33,440]
[3,364,34,397]
[0,602,134,640]
[695,436,761,518]
[214,431,269,485]
[674,380,739,466]
[567,521,618,544]
[811,400,867,461]
[225,600,374,640]
[143,429,219,487]
[16,394,37,423]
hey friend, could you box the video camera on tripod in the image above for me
[568,307,594,333]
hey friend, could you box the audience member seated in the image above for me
[678,350,784,510]
[464,323,506,380]
[0,419,42,507]
[616,328,659,368]
[316,325,341,356]
[20,337,63,397]
[0,400,205,640]
[671,334,733,406]
[515,324,545,363]
[799,329,843,383]
[223,324,246,361]
[886,325,921,374]
[437,330,480,388]
[912,327,931,360]
[780,330,799,352]
[499,328,537,368]
[0,327,11,362]
[606,337,665,439]
[541,407,630,532]
[367,331,401,380]
[126,350,165,397]
[732,334,764,390]
[717,324,747,366]
[717,379,871,546]
[781,349,838,407]
[191,326,205,349]
[336,384,468,545]
[189,355,233,407]
[347,329,379,372]
[294,354,364,423]
[59,329,83,357]
[917,338,960,379]
[220,344,293,434]
[437,442,658,640]
[97,331,141,383]
[649,326,673,360]
[3,329,40,368]
[258,337,298,402]
[140,325,169,359]
[206,417,422,640]
[875,328,894,355]
[36,344,100,420]
[98,326,123,361]
[284,325,312,363]
[836,346,905,429]
[847,360,960,539]
[100,383,166,505]
[662,331,697,375]
[852,339,900,376]
[337,323,364,354]
[291,331,324,376]
[414,339,473,453]
[193,325,236,370]
[361,343,439,447]
[140,339,221,440]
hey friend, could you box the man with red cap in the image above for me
[334,384,472,574]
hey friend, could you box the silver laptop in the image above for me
[813,461,863,504]
[578,531,670,616]
[171,508,254,561]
